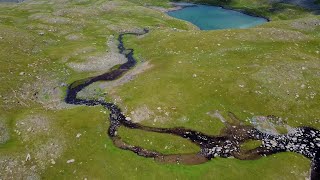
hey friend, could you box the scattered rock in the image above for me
[76,133,82,138]
[125,117,131,121]
[67,159,75,164]
[19,72,25,76]
[0,156,40,179]
[0,119,10,144]
[50,159,56,165]
[16,115,51,142]
[65,33,83,41]
[35,138,64,169]
[128,105,154,123]
[26,153,31,161]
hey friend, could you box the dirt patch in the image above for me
[101,61,153,91]
[250,116,293,135]
[99,1,121,12]
[76,83,105,101]
[28,13,72,25]
[238,28,310,42]
[62,46,97,62]
[291,18,320,31]
[68,52,127,72]
[207,110,226,123]
[16,115,51,142]
[65,33,84,41]
[76,60,152,103]
[0,155,40,180]
[67,35,127,72]
[128,105,154,123]
[252,60,320,100]
[148,5,182,13]
[34,138,64,170]
[0,114,65,179]
[0,117,10,144]
[1,69,73,110]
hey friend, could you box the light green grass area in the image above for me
[241,140,262,151]
[118,25,320,130]
[0,0,319,179]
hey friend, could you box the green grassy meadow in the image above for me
[0,0,319,179]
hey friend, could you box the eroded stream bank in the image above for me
[65,29,320,179]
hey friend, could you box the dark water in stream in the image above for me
[65,30,320,179]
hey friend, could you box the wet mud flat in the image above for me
[65,29,320,179]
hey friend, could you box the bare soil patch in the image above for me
[0,117,9,144]
[291,18,320,31]
[101,61,153,91]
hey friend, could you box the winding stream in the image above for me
[65,30,320,179]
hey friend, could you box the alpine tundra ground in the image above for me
[0,0,319,179]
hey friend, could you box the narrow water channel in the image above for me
[65,29,320,179]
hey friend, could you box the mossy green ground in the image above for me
[0,0,319,179]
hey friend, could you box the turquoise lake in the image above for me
[167,4,268,30]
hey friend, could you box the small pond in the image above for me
[167,3,268,30]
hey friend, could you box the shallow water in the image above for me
[167,4,268,30]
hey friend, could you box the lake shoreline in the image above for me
[167,2,269,30]
[168,2,271,22]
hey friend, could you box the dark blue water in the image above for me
[167,4,268,30]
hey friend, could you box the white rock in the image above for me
[192,74,197,78]
[125,117,131,121]
[76,133,82,138]
[19,72,25,76]
[67,159,75,164]
[50,159,56,164]
[26,153,31,161]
